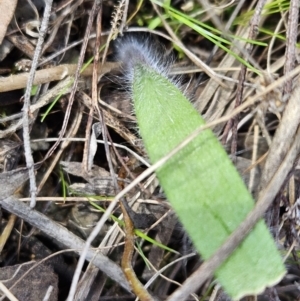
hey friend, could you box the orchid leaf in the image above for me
[126,44,286,299]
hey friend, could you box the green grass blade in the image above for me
[88,201,178,254]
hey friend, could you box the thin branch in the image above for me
[282,0,299,97]
[43,0,103,165]
[0,62,118,92]
[22,0,53,208]
[66,2,106,299]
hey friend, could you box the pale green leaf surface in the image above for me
[132,64,286,300]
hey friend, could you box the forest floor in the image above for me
[0,1,299,301]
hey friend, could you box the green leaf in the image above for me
[130,62,286,299]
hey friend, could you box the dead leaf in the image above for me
[88,122,102,170]
[61,161,116,196]
[0,167,29,198]
[0,262,58,301]
[0,139,22,171]
[0,0,17,45]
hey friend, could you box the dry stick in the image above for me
[0,282,19,301]
[0,65,117,140]
[22,0,53,208]
[0,62,118,92]
[92,1,103,159]
[120,0,129,34]
[19,197,112,202]
[42,286,53,301]
[3,111,84,295]
[32,137,150,167]
[82,92,94,172]
[107,132,148,196]
[81,90,149,170]
[143,253,197,291]
[266,15,286,75]
[117,159,156,300]
[101,0,125,65]
[72,4,103,300]
[282,0,299,97]
[230,67,246,155]
[66,2,105,300]
[42,0,82,55]
[36,107,83,195]
[42,12,65,54]
[82,0,104,173]
[0,215,17,254]
[39,31,113,67]
[120,200,155,301]
[7,34,39,60]
[0,197,131,292]
[248,124,259,194]
[260,76,300,189]
[196,0,263,139]
[166,125,300,301]
[0,78,72,139]
[230,0,267,155]
[0,66,116,138]
[42,2,105,166]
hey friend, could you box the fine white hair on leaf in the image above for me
[113,33,192,106]
[114,34,172,80]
